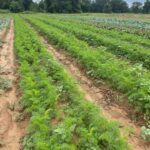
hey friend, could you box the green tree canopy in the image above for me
[131,2,143,13]
[143,0,150,13]
[0,0,11,9]
[23,0,33,10]
[110,0,129,13]
[9,0,24,12]
[0,0,149,14]
[81,0,92,12]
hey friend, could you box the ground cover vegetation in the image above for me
[33,15,150,70]
[23,15,150,127]
[14,16,130,150]
[52,14,150,38]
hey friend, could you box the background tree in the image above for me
[9,0,24,12]
[44,0,81,13]
[110,0,129,13]
[23,0,33,10]
[38,0,46,12]
[0,0,11,9]
[92,0,107,12]
[143,0,150,13]
[0,0,150,14]
[30,2,39,11]
[103,0,112,13]
[45,0,56,12]
[81,0,92,12]
[131,2,143,13]
[59,0,72,13]
[71,0,81,12]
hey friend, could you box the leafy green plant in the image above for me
[0,18,10,30]
[141,125,150,141]
[25,16,150,123]
[37,16,150,69]
[53,14,150,39]
[14,16,129,150]
[0,77,12,93]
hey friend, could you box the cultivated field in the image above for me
[0,13,150,150]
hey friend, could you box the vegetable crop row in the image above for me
[14,16,128,150]
[34,16,150,70]
[24,16,150,122]
[54,14,150,39]
[56,15,150,29]
[43,14,150,48]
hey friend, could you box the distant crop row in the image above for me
[87,18,150,29]
[36,16,150,70]
[53,15,150,29]
[53,16,150,47]
[0,18,10,31]
[0,17,10,46]
[14,16,128,150]
[24,16,150,123]
[54,14,150,39]
[81,20,150,39]
[88,22,150,39]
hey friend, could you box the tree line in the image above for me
[0,0,149,13]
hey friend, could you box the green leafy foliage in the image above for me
[36,16,150,70]
[0,17,10,30]
[0,17,10,47]
[24,15,150,123]
[0,77,12,92]
[53,14,150,39]
[141,124,150,141]
[0,66,12,93]
[14,16,129,150]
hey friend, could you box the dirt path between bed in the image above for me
[0,20,27,150]
[38,34,150,150]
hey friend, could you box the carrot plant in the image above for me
[35,16,150,70]
[39,14,150,48]
[24,16,150,123]
[54,14,150,39]
[85,21,150,39]
[14,16,129,150]
[0,77,12,93]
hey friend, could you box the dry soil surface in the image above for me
[0,20,27,150]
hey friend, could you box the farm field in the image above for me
[0,13,150,150]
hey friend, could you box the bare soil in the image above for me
[0,20,27,150]
[39,36,150,150]
[0,25,8,40]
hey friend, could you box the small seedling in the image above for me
[141,124,150,142]
[7,103,15,111]
[0,77,12,91]
[121,126,134,140]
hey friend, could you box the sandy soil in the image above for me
[0,20,27,150]
[39,35,150,150]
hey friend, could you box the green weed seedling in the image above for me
[122,127,134,140]
[141,123,150,142]
[0,77,12,93]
